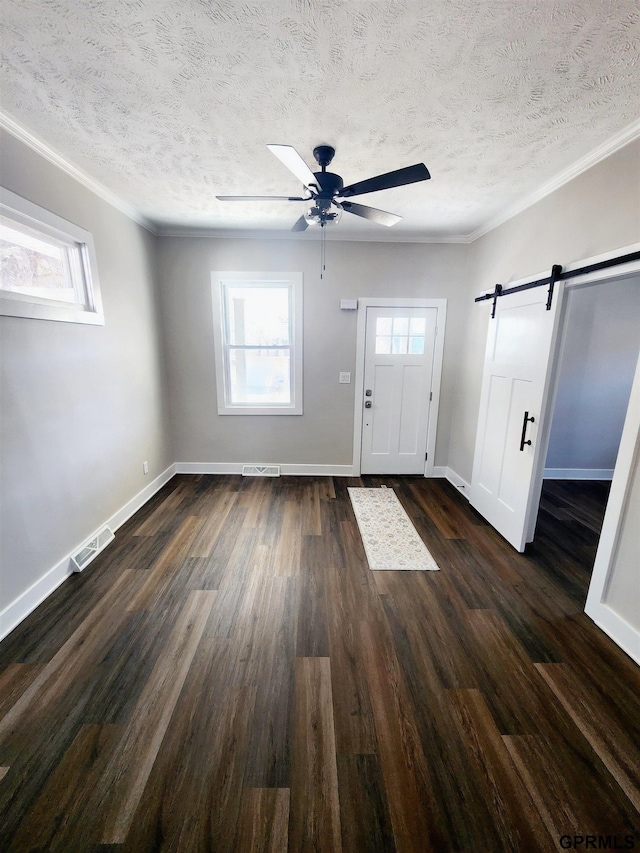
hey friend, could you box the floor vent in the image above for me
[242,465,281,477]
[70,526,115,572]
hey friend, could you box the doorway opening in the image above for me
[533,272,640,591]
[543,274,640,483]
[530,480,612,604]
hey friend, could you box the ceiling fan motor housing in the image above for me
[311,145,344,199]
[313,171,343,198]
[312,144,335,168]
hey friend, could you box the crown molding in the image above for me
[466,118,640,243]
[154,224,470,243]
[0,111,158,234]
[2,109,637,245]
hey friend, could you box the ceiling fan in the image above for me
[216,144,431,230]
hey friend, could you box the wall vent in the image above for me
[242,465,281,477]
[70,525,115,572]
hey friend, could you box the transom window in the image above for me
[212,272,303,415]
[375,316,426,354]
[0,187,103,325]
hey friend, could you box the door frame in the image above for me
[352,297,447,477]
[585,346,640,664]
[524,244,640,543]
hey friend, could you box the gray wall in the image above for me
[157,236,470,467]
[0,130,172,611]
[448,138,640,484]
[546,275,640,472]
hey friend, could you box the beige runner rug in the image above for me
[348,487,440,571]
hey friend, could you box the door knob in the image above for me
[365,401,372,408]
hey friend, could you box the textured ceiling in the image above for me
[1,0,639,240]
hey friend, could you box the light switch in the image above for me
[339,372,351,384]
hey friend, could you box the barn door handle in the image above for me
[519,411,535,451]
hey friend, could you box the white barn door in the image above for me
[470,282,565,551]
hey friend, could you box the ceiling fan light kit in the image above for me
[216,143,431,232]
[303,197,342,228]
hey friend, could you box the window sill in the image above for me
[0,295,105,325]
[217,405,303,416]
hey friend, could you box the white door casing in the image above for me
[584,346,640,665]
[470,281,565,551]
[356,302,442,475]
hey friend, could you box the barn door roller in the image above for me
[546,264,563,311]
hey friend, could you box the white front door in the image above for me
[360,306,437,475]
[470,283,565,551]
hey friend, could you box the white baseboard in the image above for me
[281,463,357,476]
[429,466,448,478]
[0,463,177,641]
[585,601,640,666]
[108,463,177,529]
[444,467,471,499]
[543,468,615,480]
[175,462,358,477]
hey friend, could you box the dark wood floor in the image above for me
[0,475,638,852]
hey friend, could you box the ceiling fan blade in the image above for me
[216,195,306,201]
[340,163,430,198]
[340,201,402,227]
[267,144,318,188]
[291,215,309,232]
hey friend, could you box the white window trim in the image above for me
[211,270,303,415]
[0,187,104,325]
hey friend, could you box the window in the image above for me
[375,316,426,354]
[212,271,303,415]
[0,187,103,324]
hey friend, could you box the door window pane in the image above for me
[376,317,392,335]
[375,315,426,355]
[375,336,392,354]
[391,335,408,354]
[409,336,425,354]
[392,317,409,336]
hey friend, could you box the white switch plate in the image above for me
[339,372,351,384]
[340,299,358,310]
[143,461,149,474]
